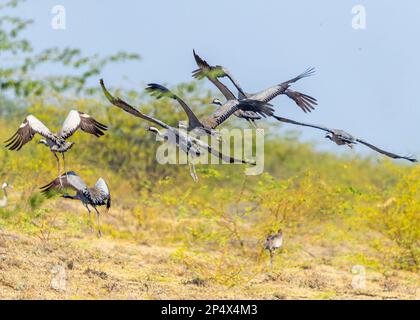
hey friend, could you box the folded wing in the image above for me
[90,178,111,209]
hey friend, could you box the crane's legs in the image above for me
[53,152,62,187]
[248,119,258,129]
[62,153,68,180]
[187,155,198,183]
[269,250,274,268]
[210,130,224,143]
[84,204,94,233]
[93,206,102,237]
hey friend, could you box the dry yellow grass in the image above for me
[0,203,418,300]
[0,99,418,300]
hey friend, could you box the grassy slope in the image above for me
[0,97,418,300]
[0,199,418,300]
[0,232,418,299]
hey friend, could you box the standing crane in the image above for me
[100,79,256,182]
[40,171,111,236]
[0,182,11,208]
[5,111,108,185]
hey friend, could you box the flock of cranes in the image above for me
[4,111,110,234]
[2,50,417,257]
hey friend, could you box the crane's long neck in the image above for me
[62,194,77,200]
[2,187,7,199]
[0,187,8,207]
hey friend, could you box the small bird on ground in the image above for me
[264,229,283,266]
[40,171,111,236]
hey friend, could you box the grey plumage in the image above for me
[100,79,256,182]
[272,115,418,163]
[5,111,108,184]
[146,83,273,138]
[264,229,283,266]
[40,171,111,236]
[192,50,317,126]
[192,50,279,124]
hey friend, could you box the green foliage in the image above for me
[0,0,140,99]
[354,167,420,271]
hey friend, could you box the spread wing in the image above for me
[251,68,317,112]
[146,83,204,130]
[89,178,111,209]
[192,50,237,101]
[60,110,108,140]
[284,89,318,113]
[272,115,334,134]
[100,79,171,130]
[355,139,418,163]
[40,171,88,197]
[5,115,60,151]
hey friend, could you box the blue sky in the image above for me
[11,0,420,158]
